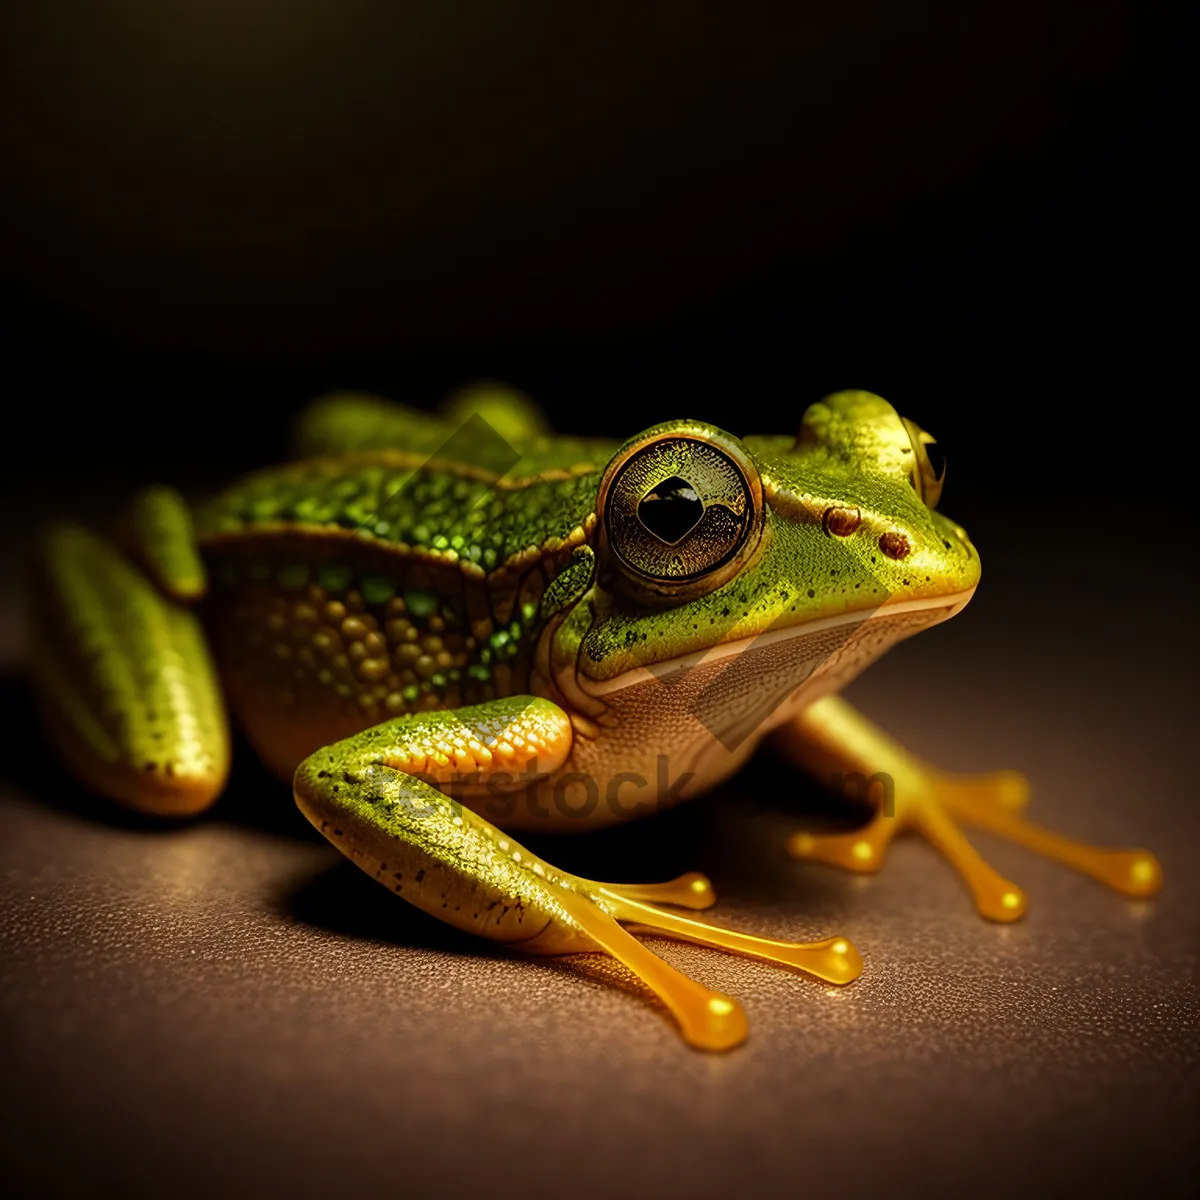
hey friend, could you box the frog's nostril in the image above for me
[822,506,861,537]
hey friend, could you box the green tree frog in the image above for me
[28,387,1161,1050]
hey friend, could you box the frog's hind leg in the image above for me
[115,486,208,602]
[293,696,861,1051]
[777,695,1162,920]
[291,383,547,459]
[28,522,230,816]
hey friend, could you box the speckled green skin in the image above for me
[195,432,610,576]
[187,393,617,741]
[31,386,978,809]
[569,417,976,682]
[30,385,1167,1051]
[198,389,977,693]
[25,385,985,1051]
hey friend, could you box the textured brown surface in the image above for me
[1,517,1197,1199]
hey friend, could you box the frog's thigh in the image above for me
[29,524,230,815]
[291,384,546,458]
[438,382,548,443]
[117,485,207,601]
[293,696,861,1051]
[775,695,1162,920]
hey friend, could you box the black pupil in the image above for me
[924,440,946,482]
[638,476,704,544]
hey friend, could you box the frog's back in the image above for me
[193,420,614,778]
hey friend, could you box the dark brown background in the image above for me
[0,3,1194,1198]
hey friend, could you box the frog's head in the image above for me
[551,391,979,755]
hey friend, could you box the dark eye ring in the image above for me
[597,424,764,601]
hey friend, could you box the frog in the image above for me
[27,385,1162,1050]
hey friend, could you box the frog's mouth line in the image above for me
[580,585,977,697]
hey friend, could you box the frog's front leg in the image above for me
[776,696,1162,920]
[294,696,862,1050]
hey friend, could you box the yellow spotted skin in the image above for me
[122,485,208,602]
[29,524,229,815]
[294,701,582,945]
[208,574,522,779]
[27,386,1162,1049]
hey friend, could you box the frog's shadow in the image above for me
[285,857,725,1018]
[274,752,866,957]
[298,745,873,923]
[0,670,869,945]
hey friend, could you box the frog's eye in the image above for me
[597,424,764,601]
[902,418,946,509]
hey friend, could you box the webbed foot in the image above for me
[779,696,1161,921]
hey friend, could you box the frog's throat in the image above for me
[577,585,976,700]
